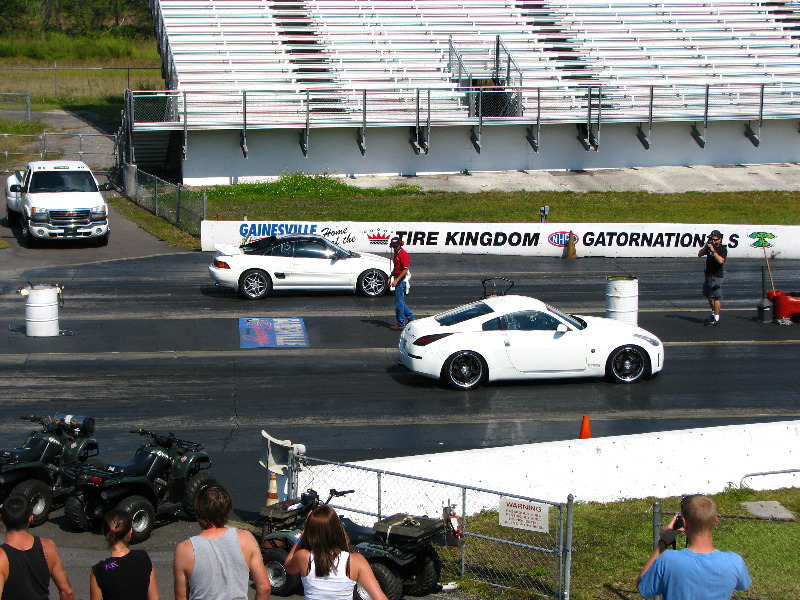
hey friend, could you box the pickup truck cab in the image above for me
[5,160,113,247]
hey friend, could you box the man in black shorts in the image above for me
[698,229,727,326]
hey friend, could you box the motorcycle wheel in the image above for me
[355,561,402,600]
[404,549,442,596]
[117,495,156,544]
[11,479,53,527]
[182,471,218,518]
[261,547,301,596]
[65,494,104,532]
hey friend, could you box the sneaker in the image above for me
[703,315,716,325]
[389,325,404,331]
[705,319,720,327]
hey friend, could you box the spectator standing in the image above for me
[637,494,751,600]
[698,229,727,326]
[389,236,415,331]
[173,484,270,600]
[90,509,158,600]
[285,505,387,600]
[0,494,74,600]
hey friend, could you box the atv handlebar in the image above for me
[129,428,204,452]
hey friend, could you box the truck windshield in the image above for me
[29,171,98,193]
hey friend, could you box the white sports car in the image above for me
[398,295,664,390]
[209,234,391,299]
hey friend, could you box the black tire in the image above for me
[65,494,104,532]
[606,345,649,383]
[11,479,53,527]
[405,549,442,595]
[239,269,272,300]
[22,220,38,248]
[5,205,18,227]
[182,471,218,518]
[441,350,488,390]
[97,233,109,247]
[354,561,402,600]
[357,269,388,297]
[262,547,301,597]
[117,495,156,544]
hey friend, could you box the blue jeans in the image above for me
[394,280,415,326]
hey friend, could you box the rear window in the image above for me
[435,301,495,326]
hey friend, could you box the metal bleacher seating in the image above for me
[140,0,800,128]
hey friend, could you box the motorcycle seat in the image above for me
[0,438,58,463]
[106,452,170,478]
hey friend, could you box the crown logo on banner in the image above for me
[366,230,391,245]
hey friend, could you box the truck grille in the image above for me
[50,210,92,226]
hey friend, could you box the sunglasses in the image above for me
[710,237,721,242]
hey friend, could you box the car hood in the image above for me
[26,191,105,208]
[579,315,661,341]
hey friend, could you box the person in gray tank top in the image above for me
[173,485,270,600]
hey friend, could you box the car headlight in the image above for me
[30,207,48,222]
[91,205,107,220]
[634,333,660,347]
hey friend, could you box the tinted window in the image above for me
[267,242,293,257]
[482,317,502,331]
[504,310,561,331]
[435,302,495,326]
[294,240,331,259]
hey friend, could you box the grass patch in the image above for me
[439,488,800,600]
[107,196,200,250]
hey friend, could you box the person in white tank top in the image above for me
[285,505,387,600]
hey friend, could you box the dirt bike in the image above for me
[62,428,216,543]
[0,414,99,526]
[257,487,447,600]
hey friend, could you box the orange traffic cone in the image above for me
[565,231,577,259]
[266,472,279,506]
[579,415,592,439]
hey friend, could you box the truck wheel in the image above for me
[182,472,218,518]
[117,495,155,544]
[355,562,402,600]
[11,480,53,527]
[404,549,442,595]
[65,494,104,532]
[22,221,38,248]
[97,233,109,247]
[5,206,18,227]
[262,547,301,596]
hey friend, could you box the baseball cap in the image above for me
[709,229,722,238]
[389,237,403,248]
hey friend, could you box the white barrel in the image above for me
[25,285,60,337]
[606,276,639,326]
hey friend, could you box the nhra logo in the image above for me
[548,231,578,247]
[366,229,391,245]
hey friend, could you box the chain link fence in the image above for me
[653,501,800,600]
[1,132,117,173]
[0,92,32,121]
[295,456,573,599]
[121,164,205,237]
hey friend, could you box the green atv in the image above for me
[0,414,99,526]
[62,428,216,543]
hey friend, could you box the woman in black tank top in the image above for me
[89,509,159,600]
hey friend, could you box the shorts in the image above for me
[703,275,724,300]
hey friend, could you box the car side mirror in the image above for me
[556,323,569,333]
[9,184,21,193]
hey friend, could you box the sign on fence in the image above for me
[499,497,550,533]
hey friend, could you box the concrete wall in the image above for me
[182,120,800,184]
[346,421,800,505]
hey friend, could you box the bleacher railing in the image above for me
[128,82,800,131]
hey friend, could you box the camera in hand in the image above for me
[674,515,684,530]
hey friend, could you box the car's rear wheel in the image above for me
[442,351,488,390]
[357,269,388,297]
[606,345,648,383]
[239,269,272,300]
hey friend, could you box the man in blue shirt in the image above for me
[637,494,750,600]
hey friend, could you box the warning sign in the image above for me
[498,497,549,533]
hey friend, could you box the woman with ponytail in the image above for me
[89,509,159,600]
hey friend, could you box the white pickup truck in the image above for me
[5,160,113,247]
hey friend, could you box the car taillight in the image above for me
[413,333,452,346]
[213,259,230,269]
[88,476,104,485]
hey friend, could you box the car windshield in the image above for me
[435,301,495,326]
[546,304,586,330]
[29,170,98,193]
[326,239,356,257]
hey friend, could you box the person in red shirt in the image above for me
[389,237,415,331]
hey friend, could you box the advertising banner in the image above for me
[202,220,799,259]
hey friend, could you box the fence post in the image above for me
[563,494,574,600]
[176,184,182,227]
[202,192,207,221]
[26,92,31,122]
[460,486,467,577]
[154,179,159,216]
[652,501,662,549]
[376,472,382,519]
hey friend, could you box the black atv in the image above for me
[0,414,99,526]
[258,488,445,600]
[62,428,217,543]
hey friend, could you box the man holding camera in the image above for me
[637,494,750,600]
[698,229,727,326]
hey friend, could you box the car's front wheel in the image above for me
[442,351,488,390]
[606,345,649,383]
[239,269,272,300]
[22,220,38,248]
[357,269,388,297]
